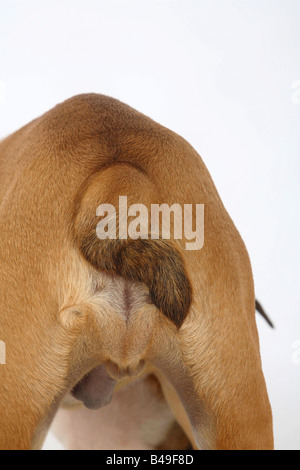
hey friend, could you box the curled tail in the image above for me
[73,166,192,329]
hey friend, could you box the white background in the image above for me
[0,0,299,450]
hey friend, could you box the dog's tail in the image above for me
[79,237,192,328]
[255,300,274,328]
[73,166,192,329]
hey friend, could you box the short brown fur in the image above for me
[0,94,273,450]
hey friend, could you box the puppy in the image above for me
[0,94,273,450]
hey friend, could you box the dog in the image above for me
[0,94,273,450]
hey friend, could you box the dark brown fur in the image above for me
[75,228,192,329]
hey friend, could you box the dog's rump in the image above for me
[73,163,192,329]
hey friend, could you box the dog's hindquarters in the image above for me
[71,162,274,450]
[74,163,193,329]
[0,94,273,450]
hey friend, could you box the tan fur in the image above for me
[0,94,273,450]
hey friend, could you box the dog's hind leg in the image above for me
[151,295,274,450]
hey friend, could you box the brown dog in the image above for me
[0,94,273,450]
